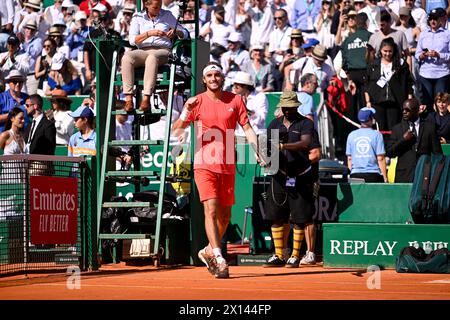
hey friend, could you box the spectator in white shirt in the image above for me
[269,9,293,67]
[246,0,275,46]
[0,0,15,50]
[48,88,75,145]
[199,5,236,49]
[359,0,381,33]
[121,0,189,112]
[221,32,251,91]
[231,71,268,139]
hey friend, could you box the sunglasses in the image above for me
[10,80,23,84]
[274,16,285,20]
[402,108,412,112]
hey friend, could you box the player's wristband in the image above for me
[180,108,191,121]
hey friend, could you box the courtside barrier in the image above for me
[0,154,96,276]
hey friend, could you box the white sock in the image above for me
[212,247,222,258]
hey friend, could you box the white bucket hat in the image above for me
[228,32,243,43]
[233,71,254,87]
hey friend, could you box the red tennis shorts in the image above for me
[194,169,235,206]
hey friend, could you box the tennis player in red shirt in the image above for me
[173,61,259,278]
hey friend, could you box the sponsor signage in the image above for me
[323,223,450,268]
[30,176,78,244]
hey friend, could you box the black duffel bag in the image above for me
[396,246,450,274]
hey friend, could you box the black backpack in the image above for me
[396,246,450,274]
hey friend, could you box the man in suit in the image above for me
[24,94,56,155]
[386,98,442,183]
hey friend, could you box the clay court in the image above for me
[1,262,449,300]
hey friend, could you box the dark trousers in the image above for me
[347,69,366,114]
[419,75,450,112]
[373,101,401,132]
[350,172,384,183]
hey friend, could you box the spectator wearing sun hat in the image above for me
[243,44,276,92]
[47,88,75,145]
[287,44,336,92]
[221,32,251,91]
[16,0,51,39]
[20,19,43,95]
[0,70,29,133]
[114,3,136,40]
[67,105,96,157]
[48,25,70,59]
[346,106,387,183]
[232,71,268,138]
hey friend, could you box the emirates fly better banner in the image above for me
[30,176,78,244]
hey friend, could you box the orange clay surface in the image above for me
[1,262,449,300]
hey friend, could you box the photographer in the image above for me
[262,91,315,268]
[66,11,90,63]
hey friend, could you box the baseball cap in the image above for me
[75,11,88,21]
[69,106,95,119]
[51,52,67,70]
[7,35,20,45]
[358,107,376,123]
[214,5,225,14]
[301,38,319,49]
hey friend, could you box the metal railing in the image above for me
[0,154,95,277]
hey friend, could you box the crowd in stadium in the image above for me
[0,0,448,160]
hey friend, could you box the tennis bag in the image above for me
[396,246,450,274]
[409,154,450,223]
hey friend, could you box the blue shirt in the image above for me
[47,76,82,95]
[68,130,97,157]
[346,128,385,174]
[292,0,322,31]
[0,90,29,133]
[65,26,90,61]
[129,9,189,49]
[415,27,450,79]
[297,91,318,130]
[21,36,43,72]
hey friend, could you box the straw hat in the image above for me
[277,91,301,108]
[290,29,303,38]
[24,0,41,10]
[24,19,38,30]
[50,88,73,104]
[123,3,136,14]
[312,44,327,62]
[49,26,63,36]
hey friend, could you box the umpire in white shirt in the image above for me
[121,0,189,113]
